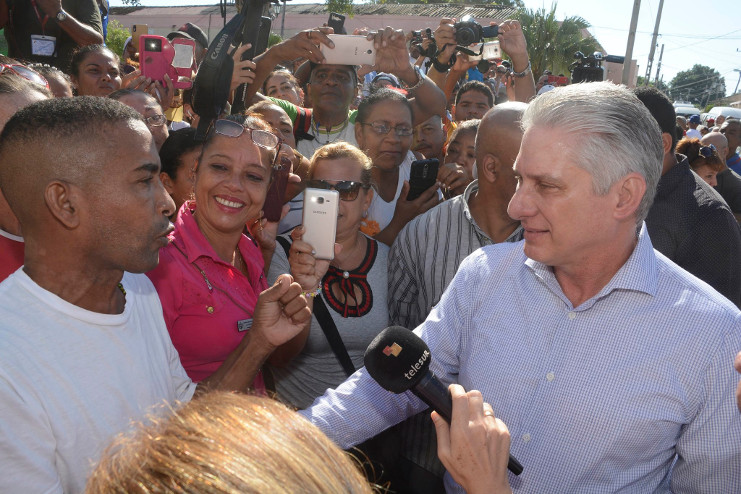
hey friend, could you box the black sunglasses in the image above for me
[305,179,370,201]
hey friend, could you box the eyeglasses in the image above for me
[699,145,716,158]
[208,119,281,151]
[361,121,414,137]
[144,114,167,127]
[305,179,370,201]
[0,64,49,89]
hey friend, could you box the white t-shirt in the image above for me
[366,151,414,232]
[297,118,358,158]
[0,269,196,494]
[686,128,702,139]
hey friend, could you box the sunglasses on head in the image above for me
[0,64,49,89]
[305,179,370,201]
[699,145,716,158]
[208,119,281,151]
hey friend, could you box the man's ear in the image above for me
[477,153,500,184]
[613,172,646,221]
[44,181,81,229]
[661,132,673,156]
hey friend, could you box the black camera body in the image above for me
[410,28,436,58]
[569,51,625,84]
[454,18,498,46]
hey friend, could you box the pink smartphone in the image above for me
[262,155,291,222]
[139,35,196,89]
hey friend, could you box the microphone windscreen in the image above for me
[364,326,432,393]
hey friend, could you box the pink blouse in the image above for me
[147,202,268,392]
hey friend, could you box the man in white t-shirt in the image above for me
[0,96,310,493]
[686,114,702,139]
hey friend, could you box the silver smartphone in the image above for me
[468,41,501,61]
[320,35,376,66]
[302,188,339,260]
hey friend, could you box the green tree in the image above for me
[327,0,353,16]
[636,76,669,94]
[106,20,130,60]
[668,64,726,107]
[515,3,601,79]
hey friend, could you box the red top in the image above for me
[0,230,24,283]
[147,202,268,391]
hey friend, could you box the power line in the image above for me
[590,25,741,40]
[668,69,736,91]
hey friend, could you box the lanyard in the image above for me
[30,0,49,35]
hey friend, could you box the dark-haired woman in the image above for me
[354,88,440,245]
[147,114,280,391]
[158,127,202,213]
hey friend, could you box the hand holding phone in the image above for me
[139,35,196,90]
[302,188,339,260]
[263,154,292,222]
[320,35,376,66]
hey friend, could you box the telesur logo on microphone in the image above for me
[383,343,402,356]
[404,349,430,381]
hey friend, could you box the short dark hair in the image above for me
[0,97,142,214]
[69,44,119,78]
[159,128,202,180]
[633,86,677,153]
[356,87,413,124]
[455,81,494,108]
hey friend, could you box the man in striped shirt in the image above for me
[385,103,525,493]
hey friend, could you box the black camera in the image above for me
[454,16,499,46]
[410,28,436,58]
[569,51,625,84]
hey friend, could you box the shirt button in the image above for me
[546,372,555,382]
[207,306,214,314]
[522,433,531,443]
[568,312,576,320]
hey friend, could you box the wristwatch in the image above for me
[511,60,532,78]
[55,9,68,22]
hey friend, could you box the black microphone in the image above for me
[364,326,523,476]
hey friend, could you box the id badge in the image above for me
[31,35,56,57]
[237,319,253,332]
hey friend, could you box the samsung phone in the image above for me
[262,155,292,222]
[407,158,439,201]
[468,41,501,61]
[327,12,346,35]
[302,188,339,260]
[320,35,376,66]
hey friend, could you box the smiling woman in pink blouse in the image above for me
[147,114,280,392]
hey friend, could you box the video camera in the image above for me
[569,51,625,84]
[191,0,276,139]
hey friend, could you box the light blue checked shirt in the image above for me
[301,225,741,493]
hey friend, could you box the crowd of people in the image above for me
[1,8,741,494]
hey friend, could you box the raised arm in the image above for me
[36,0,103,47]
[364,27,446,125]
[497,20,536,103]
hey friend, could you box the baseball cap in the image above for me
[707,117,715,126]
[689,115,701,124]
[177,22,208,49]
[372,73,401,88]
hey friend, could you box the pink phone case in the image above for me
[139,35,196,90]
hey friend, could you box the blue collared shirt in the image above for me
[302,225,741,493]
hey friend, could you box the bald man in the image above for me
[702,131,741,222]
[0,97,310,493]
[385,103,525,492]
[0,73,51,282]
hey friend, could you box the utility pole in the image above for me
[654,44,664,86]
[280,0,286,38]
[735,69,741,94]
[623,0,641,86]
[643,0,664,85]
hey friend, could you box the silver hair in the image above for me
[521,81,663,225]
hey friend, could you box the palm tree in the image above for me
[516,3,602,79]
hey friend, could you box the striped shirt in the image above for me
[303,225,741,493]
[387,180,523,476]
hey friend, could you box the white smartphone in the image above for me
[468,41,501,61]
[321,35,376,66]
[302,188,339,260]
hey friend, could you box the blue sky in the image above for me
[109,0,741,97]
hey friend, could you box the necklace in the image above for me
[311,116,349,145]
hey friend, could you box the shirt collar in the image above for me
[171,201,256,266]
[525,223,658,310]
[462,180,523,244]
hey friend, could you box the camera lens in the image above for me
[146,38,163,52]
[456,27,476,46]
